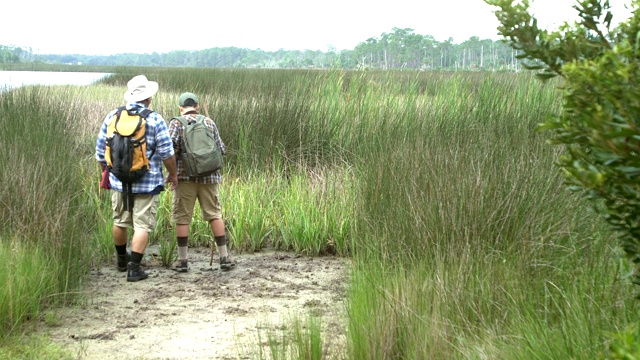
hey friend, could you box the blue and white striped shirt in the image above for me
[95,102,175,194]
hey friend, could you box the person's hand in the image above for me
[166,173,178,190]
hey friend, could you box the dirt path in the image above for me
[42,246,350,359]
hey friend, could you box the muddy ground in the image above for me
[40,246,350,359]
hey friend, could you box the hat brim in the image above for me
[124,81,159,103]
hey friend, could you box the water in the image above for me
[0,71,110,91]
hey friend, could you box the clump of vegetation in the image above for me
[487,0,640,357]
[486,0,640,294]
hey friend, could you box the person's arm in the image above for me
[96,114,112,189]
[95,115,110,169]
[163,155,178,190]
[167,118,181,154]
[155,114,179,190]
[96,113,116,186]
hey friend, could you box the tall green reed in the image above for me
[273,167,353,255]
[0,240,57,337]
[219,172,275,252]
[252,314,326,360]
[345,72,637,358]
[0,85,106,337]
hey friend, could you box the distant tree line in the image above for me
[0,45,34,64]
[1,28,525,71]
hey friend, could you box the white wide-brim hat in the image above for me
[124,75,159,102]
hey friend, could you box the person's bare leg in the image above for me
[177,224,190,238]
[113,225,127,246]
[130,230,149,254]
[210,218,225,237]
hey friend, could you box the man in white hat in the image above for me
[95,75,178,282]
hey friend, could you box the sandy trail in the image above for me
[41,246,349,359]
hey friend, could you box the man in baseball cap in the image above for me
[168,91,235,273]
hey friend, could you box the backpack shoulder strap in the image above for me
[172,116,189,127]
[139,108,153,119]
[132,108,155,158]
[112,106,126,122]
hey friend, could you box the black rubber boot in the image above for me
[127,262,149,282]
[117,251,130,272]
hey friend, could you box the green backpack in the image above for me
[174,115,223,177]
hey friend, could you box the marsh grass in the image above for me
[0,85,105,340]
[273,167,353,255]
[222,171,284,252]
[0,333,74,359]
[219,166,353,255]
[344,72,637,358]
[2,68,637,359]
[0,240,56,336]
[253,314,326,360]
[156,234,177,268]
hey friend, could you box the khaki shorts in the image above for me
[172,182,222,224]
[111,191,159,233]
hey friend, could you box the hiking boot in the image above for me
[171,259,188,273]
[219,256,236,271]
[117,251,130,272]
[127,262,148,282]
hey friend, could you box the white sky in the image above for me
[1,0,633,56]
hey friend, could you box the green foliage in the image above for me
[274,169,352,255]
[553,42,640,285]
[253,314,325,360]
[485,0,618,79]
[224,174,276,253]
[0,241,53,335]
[157,235,177,268]
[222,167,352,256]
[0,334,74,360]
[602,324,640,359]
[0,45,29,64]
[486,0,640,292]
